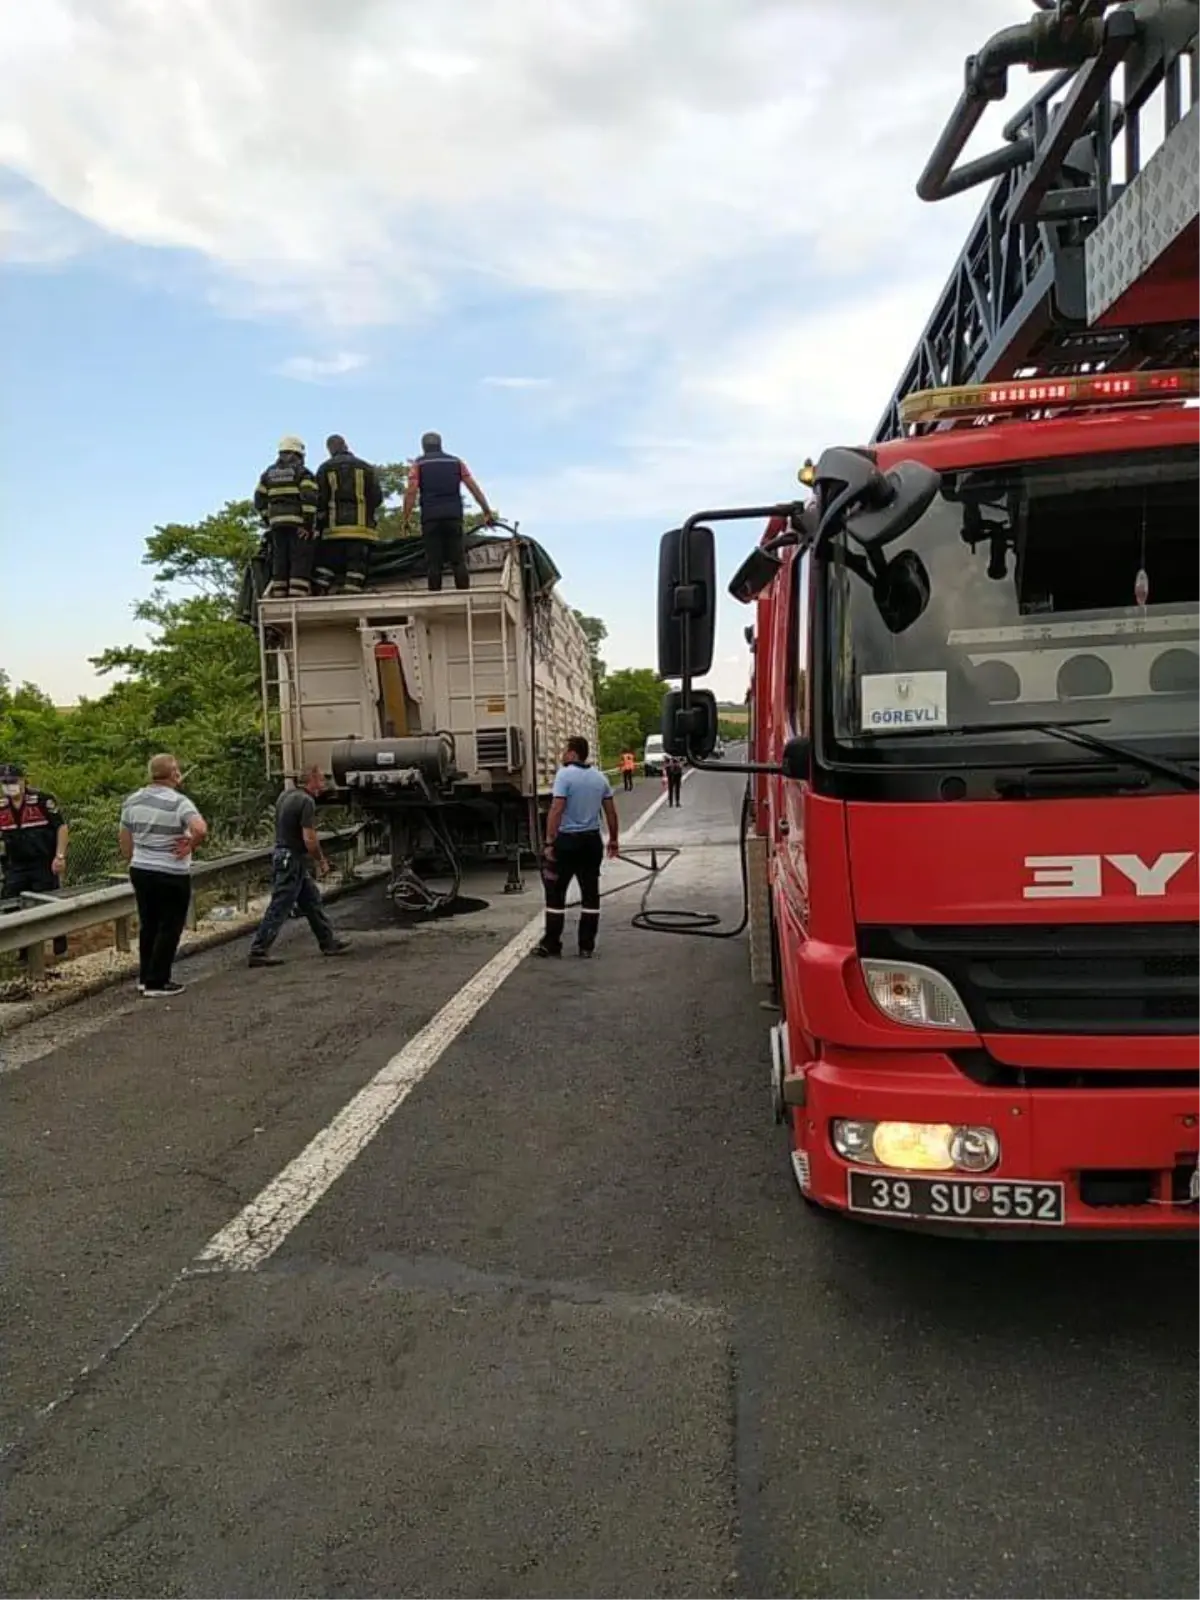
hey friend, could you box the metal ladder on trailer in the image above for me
[873,0,1199,443]
[259,606,303,782]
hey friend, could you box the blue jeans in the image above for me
[250,849,336,955]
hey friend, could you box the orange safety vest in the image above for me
[620,753,635,772]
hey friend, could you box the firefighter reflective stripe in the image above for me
[256,459,318,530]
[318,453,381,540]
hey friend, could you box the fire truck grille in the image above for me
[857,922,1199,1036]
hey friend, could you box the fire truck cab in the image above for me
[656,0,1199,1234]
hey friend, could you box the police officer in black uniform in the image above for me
[0,762,69,955]
[313,435,384,595]
[401,431,497,591]
[254,435,320,597]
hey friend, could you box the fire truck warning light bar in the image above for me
[898,369,1200,425]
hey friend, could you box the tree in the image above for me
[0,677,62,774]
[137,498,262,597]
[596,667,669,738]
[598,711,641,768]
[375,463,420,543]
[82,496,275,836]
[572,612,607,692]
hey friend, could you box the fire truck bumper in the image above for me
[786,1048,1200,1237]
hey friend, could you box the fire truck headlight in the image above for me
[948,1125,1001,1172]
[859,959,972,1030]
[831,1119,876,1162]
[832,1120,1001,1173]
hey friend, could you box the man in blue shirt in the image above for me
[536,736,620,959]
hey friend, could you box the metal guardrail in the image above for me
[0,829,367,976]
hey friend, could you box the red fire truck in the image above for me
[657,1,1199,1233]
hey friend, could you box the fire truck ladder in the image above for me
[873,0,1199,444]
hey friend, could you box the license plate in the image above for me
[847,1170,1065,1225]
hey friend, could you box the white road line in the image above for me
[191,783,676,1274]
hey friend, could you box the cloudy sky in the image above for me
[2,0,1033,703]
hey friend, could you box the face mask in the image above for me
[2,784,21,798]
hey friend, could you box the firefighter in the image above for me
[313,435,383,595]
[0,762,69,956]
[619,750,636,792]
[664,754,684,807]
[401,431,496,591]
[254,436,320,597]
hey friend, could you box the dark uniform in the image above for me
[0,765,68,955]
[411,447,472,591]
[665,755,684,807]
[254,438,320,597]
[313,445,383,595]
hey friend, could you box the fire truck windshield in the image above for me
[826,445,1199,763]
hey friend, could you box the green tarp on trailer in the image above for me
[235,533,562,627]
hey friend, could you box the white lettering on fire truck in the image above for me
[1023,852,1194,900]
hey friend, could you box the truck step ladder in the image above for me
[259,605,303,781]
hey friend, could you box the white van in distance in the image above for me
[642,734,666,776]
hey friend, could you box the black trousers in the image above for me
[666,770,683,806]
[541,831,604,953]
[422,518,469,591]
[3,862,68,957]
[269,527,317,594]
[129,867,192,988]
[622,770,634,791]
[314,537,372,594]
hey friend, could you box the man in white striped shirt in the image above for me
[119,753,208,997]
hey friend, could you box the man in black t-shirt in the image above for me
[248,766,351,967]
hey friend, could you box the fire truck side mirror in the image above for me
[872,548,931,634]
[661,688,718,760]
[842,460,940,551]
[780,734,811,780]
[727,547,782,604]
[662,524,720,675]
[657,525,717,680]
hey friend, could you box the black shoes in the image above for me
[142,980,185,997]
[249,939,350,968]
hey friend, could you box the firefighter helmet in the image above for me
[278,434,305,454]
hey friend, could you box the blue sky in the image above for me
[1,0,1027,705]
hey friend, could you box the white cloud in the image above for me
[1,0,1038,701]
[276,351,368,383]
[0,0,1029,323]
[481,376,553,390]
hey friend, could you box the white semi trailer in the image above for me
[247,529,598,909]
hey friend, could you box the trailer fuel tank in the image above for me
[331,736,455,787]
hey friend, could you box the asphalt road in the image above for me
[1,767,1196,1599]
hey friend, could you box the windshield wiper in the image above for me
[891,717,1200,791]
